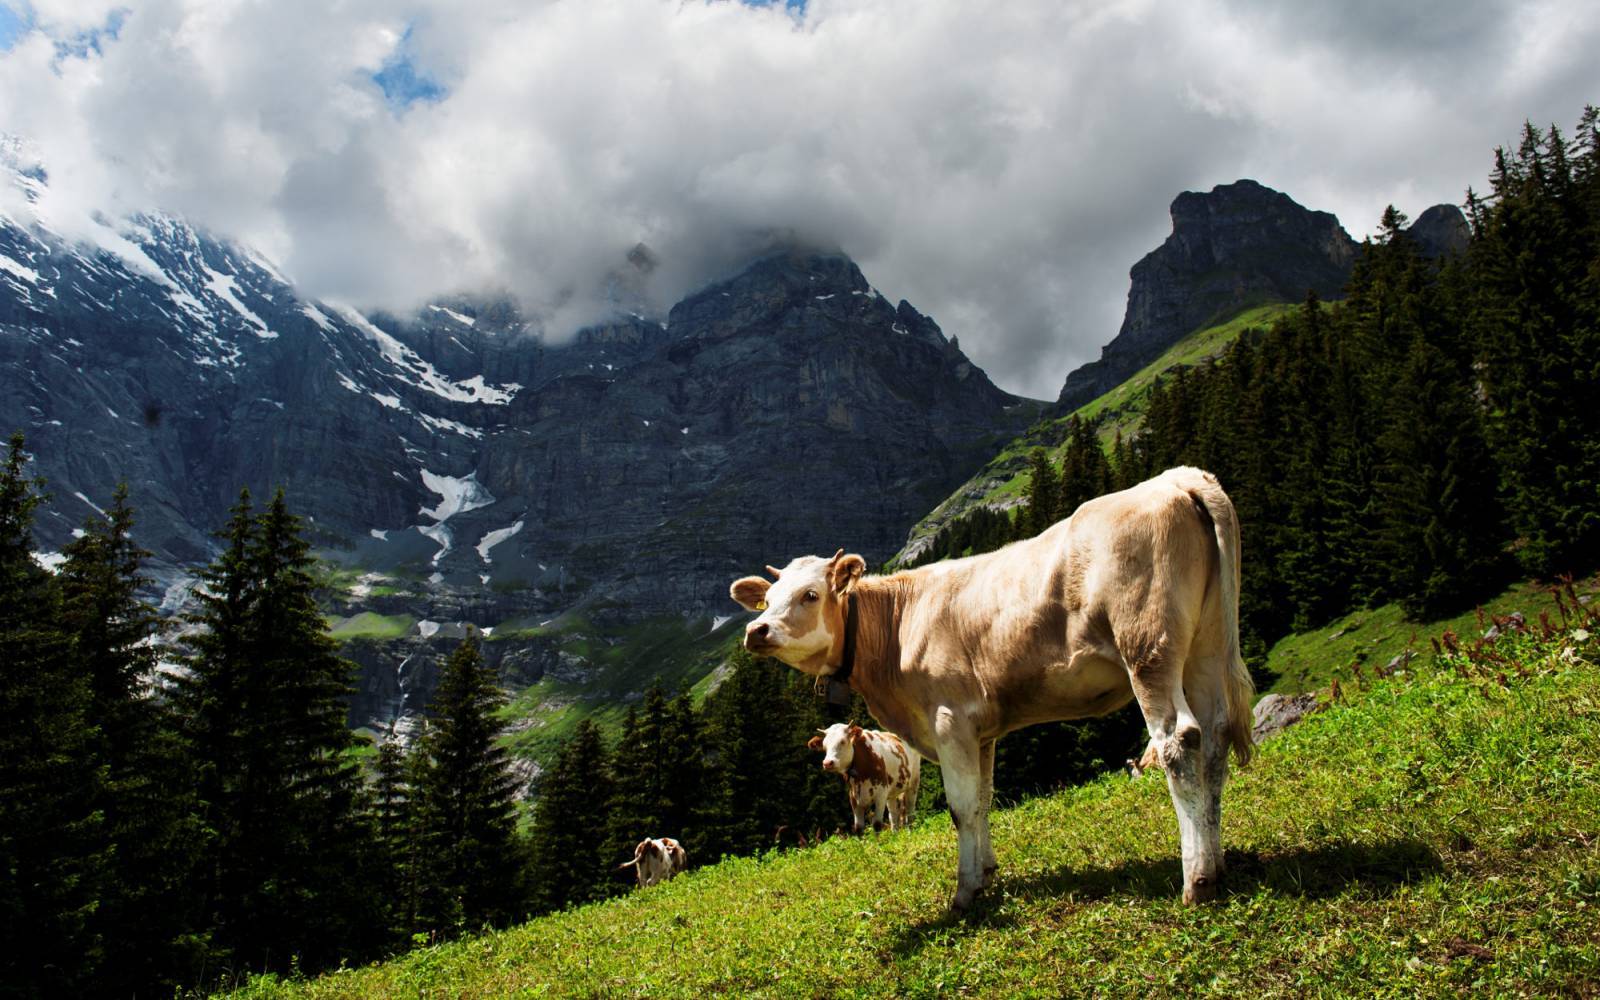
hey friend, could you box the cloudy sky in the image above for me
[1,0,1596,398]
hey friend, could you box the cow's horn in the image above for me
[830,548,845,562]
[766,564,783,579]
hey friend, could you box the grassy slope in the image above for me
[492,614,745,764]
[1260,575,1566,695]
[899,302,1301,559]
[231,589,1600,999]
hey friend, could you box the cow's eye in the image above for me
[804,589,819,603]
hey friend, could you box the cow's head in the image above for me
[729,549,866,674]
[809,722,861,774]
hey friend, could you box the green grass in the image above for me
[900,302,1305,555]
[227,597,1600,999]
[1260,575,1595,696]
[326,612,415,641]
[492,614,746,765]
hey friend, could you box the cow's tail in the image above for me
[1186,470,1255,767]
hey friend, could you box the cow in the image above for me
[729,467,1254,913]
[618,837,688,888]
[807,722,921,833]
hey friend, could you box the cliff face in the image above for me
[1056,179,1358,411]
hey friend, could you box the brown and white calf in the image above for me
[619,837,688,888]
[730,467,1254,912]
[807,722,921,833]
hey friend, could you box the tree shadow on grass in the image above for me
[888,838,1443,958]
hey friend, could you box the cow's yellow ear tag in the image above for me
[756,601,768,611]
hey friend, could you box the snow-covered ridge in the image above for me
[331,304,521,405]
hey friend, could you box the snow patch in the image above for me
[369,529,389,541]
[711,614,734,632]
[0,252,41,285]
[204,266,276,338]
[429,304,477,327]
[476,520,524,563]
[419,470,495,522]
[418,620,440,638]
[418,522,452,565]
[336,372,361,394]
[417,412,484,439]
[329,304,520,405]
[428,571,444,585]
[32,550,66,572]
[369,391,404,411]
[73,491,106,516]
[301,304,336,331]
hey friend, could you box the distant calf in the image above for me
[619,837,687,887]
[808,723,921,833]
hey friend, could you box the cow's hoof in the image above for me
[948,886,982,916]
[1183,875,1220,905]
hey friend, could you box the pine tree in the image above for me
[605,686,672,868]
[527,719,613,913]
[368,739,416,947]
[1022,449,1061,537]
[58,485,204,996]
[173,489,377,978]
[412,637,528,935]
[1473,117,1600,574]
[1374,334,1505,616]
[0,433,107,998]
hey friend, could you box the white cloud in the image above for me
[1,0,1596,398]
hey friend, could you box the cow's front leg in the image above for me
[936,707,988,914]
[847,783,868,835]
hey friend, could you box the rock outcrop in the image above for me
[1406,203,1470,259]
[1056,180,1358,412]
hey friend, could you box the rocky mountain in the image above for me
[1407,203,1470,258]
[0,152,1036,749]
[1055,179,1359,412]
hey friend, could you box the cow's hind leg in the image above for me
[1126,632,1226,904]
[977,738,998,889]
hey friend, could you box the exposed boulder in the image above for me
[1251,691,1323,744]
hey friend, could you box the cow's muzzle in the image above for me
[744,621,779,653]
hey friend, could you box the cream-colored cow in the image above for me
[731,467,1253,912]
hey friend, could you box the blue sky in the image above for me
[0,5,28,51]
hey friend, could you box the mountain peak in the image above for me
[1055,180,1357,411]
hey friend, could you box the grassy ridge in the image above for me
[229,593,1600,998]
[898,302,1301,558]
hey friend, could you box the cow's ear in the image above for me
[730,575,771,611]
[829,553,866,595]
[806,735,824,751]
[847,723,863,738]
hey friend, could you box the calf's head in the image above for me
[807,722,862,774]
[729,549,865,674]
